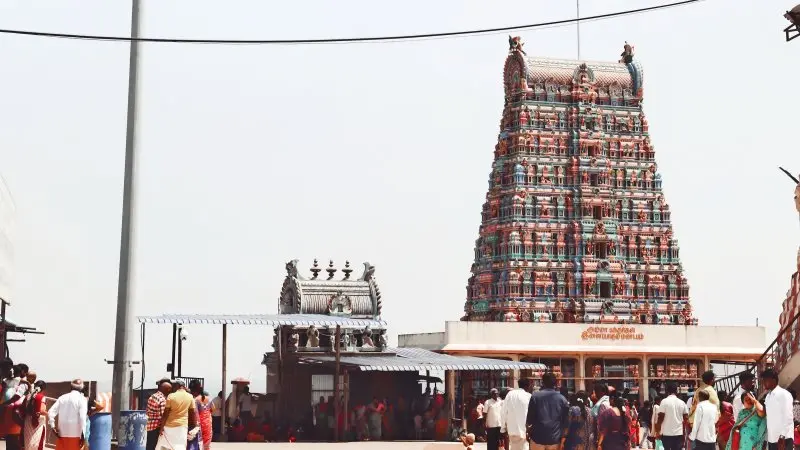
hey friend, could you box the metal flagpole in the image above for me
[111,0,142,434]
[576,0,581,60]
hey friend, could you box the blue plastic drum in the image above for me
[88,412,112,450]
[118,410,147,450]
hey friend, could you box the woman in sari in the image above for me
[22,381,46,450]
[564,391,594,450]
[717,391,736,450]
[190,381,213,450]
[725,391,766,450]
[597,392,630,450]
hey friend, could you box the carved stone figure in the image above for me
[288,332,299,352]
[508,36,526,54]
[602,299,614,315]
[306,325,320,348]
[328,290,353,315]
[361,326,375,348]
[341,330,351,349]
[376,331,388,350]
[619,41,634,64]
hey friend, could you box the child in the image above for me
[460,432,476,450]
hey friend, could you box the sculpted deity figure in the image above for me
[289,332,300,352]
[306,325,320,348]
[519,107,530,127]
[602,299,614,315]
[361,326,375,348]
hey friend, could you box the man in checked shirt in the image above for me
[146,378,172,450]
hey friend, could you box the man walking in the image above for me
[689,371,719,426]
[732,372,756,418]
[48,379,88,450]
[639,400,653,449]
[526,372,568,450]
[501,378,533,450]
[689,390,718,450]
[211,391,223,440]
[145,378,171,450]
[157,379,197,450]
[655,383,689,450]
[484,388,504,450]
[762,368,794,450]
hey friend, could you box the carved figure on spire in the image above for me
[508,36,526,55]
[619,41,634,64]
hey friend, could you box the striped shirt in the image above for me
[146,391,167,431]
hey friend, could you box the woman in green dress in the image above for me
[725,391,766,450]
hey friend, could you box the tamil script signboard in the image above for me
[580,326,645,341]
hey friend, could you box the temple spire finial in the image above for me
[310,258,321,279]
[326,260,337,280]
[342,260,353,280]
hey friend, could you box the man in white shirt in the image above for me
[48,379,88,450]
[732,372,756,419]
[655,383,689,450]
[484,388,504,450]
[501,379,533,450]
[689,390,718,450]
[761,369,794,450]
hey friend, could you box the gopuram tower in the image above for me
[463,38,695,325]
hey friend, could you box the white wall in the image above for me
[397,332,445,350]
[437,322,766,358]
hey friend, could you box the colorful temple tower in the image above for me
[463,39,695,325]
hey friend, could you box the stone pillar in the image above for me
[510,354,520,388]
[641,354,649,401]
[578,354,586,391]
[446,370,456,421]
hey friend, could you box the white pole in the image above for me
[111,0,142,434]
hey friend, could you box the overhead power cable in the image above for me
[0,0,700,45]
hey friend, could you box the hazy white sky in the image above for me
[0,0,797,392]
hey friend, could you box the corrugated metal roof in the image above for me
[137,314,387,328]
[297,347,547,372]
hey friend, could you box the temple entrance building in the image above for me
[400,39,765,404]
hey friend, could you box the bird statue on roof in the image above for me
[508,36,526,55]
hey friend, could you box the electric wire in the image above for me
[0,0,701,45]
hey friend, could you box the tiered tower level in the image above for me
[463,39,694,325]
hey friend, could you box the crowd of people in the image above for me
[310,387,452,441]
[0,360,47,450]
[144,378,215,450]
[469,368,798,450]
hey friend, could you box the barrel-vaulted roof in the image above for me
[502,40,644,98]
[279,259,382,319]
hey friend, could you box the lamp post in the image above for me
[111,0,143,434]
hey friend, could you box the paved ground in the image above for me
[3,441,487,450]
[210,444,486,449]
